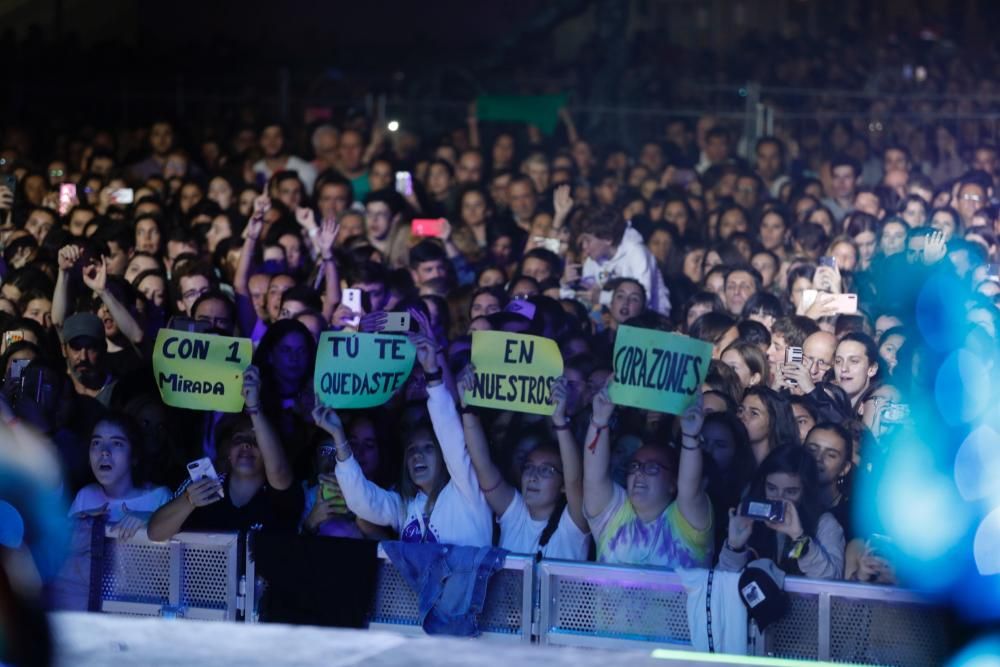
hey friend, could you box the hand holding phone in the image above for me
[739,498,785,523]
[186,457,224,502]
[411,218,446,238]
[59,183,77,216]
[109,188,134,205]
[341,288,363,328]
[379,311,411,333]
[395,171,413,197]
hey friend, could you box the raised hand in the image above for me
[241,365,261,409]
[318,217,340,256]
[58,244,82,272]
[550,376,569,425]
[727,507,754,550]
[553,184,573,226]
[311,406,345,441]
[0,184,13,210]
[358,311,388,333]
[592,376,614,426]
[766,500,805,541]
[456,364,476,407]
[295,206,318,232]
[923,229,948,265]
[679,390,704,437]
[82,257,108,293]
[253,194,271,219]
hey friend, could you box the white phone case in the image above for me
[187,457,223,497]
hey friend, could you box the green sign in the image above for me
[314,332,416,409]
[476,94,567,135]
[609,326,712,415]
[464,331,563,416]
[152,330,252,412]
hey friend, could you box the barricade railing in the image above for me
[95,527,243,621]
[92,530,950,664]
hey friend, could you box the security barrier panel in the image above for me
[96,527,243,621]
[365,545,535,641]
[92,531,951,665]
[770,577,951,667]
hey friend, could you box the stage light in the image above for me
[387,120,399,132]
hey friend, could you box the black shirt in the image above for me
[176,474,304,534]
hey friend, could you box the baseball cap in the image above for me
[62,312,105,345]
[738,558,789,631]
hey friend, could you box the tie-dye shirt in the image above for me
[588,484,713,569]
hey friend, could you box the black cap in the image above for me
[738,558,789,631]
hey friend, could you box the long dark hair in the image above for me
[747,445,824,538]
[252,319,316,401]
[744,385,801,451]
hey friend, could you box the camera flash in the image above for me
[387,120,400,132]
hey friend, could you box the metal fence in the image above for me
[88,528,951,665]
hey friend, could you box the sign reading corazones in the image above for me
[609,325,712,415]
[152,330,253,412]
[314,332,416,408]
[464,331,563,416]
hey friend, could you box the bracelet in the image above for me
[459,405,477,415]
[321,255,334,262]
[553,420,571,431]
[480,477,503,494]
[424,368,443,383]
[586,419,609,453]
[725,539,747,553]
[680,433,703,450]
[244,403,261,416]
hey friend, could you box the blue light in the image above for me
[947,635,1000,667]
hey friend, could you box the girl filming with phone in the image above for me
[147,366,301,540]
[718,445,845,579]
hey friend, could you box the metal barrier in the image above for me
[92,531,950,663]
[366,545,535,642]
[769,578,951,667]
[96,527,243,621]
[536,559,950,666]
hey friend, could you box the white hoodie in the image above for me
[581,224,671,317]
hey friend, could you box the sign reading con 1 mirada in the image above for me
[151,329,253,412]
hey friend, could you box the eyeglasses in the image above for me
[627,460,667,476]
[960,194,984,203]
[522,463,562,479]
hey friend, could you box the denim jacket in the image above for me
[381,540,508,636]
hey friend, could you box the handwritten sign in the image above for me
[314,332,416,408]
[609,325,712,415]
[464,331,563,415]
[152,330,252,412]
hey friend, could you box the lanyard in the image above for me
[705,568,716,653]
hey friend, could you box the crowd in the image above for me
[0,91,998,610]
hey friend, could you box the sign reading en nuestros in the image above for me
[152,330,252,412]
[463,330,563,415]
[609,325,712,415]
[313,332,416,408]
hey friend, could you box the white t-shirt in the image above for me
[335,384,493,547]
[68,484,172,522]
[498,490,590,560]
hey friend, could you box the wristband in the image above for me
[244,403,261,416]
[459,405,477,416]
[680,433,703,450]
[480,477,503,494]
[586,419,609,453]
[553,420,571,431]
[424,368,443,383]
[726,539,747,553]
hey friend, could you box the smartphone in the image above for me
[533,237,561,253]
[379,311,411,333]
[819,256,837,269]
[167,316,213,334]
[881,402,910,424]
[739,498,785,523]
[866,533,893,560]
[109,188,134,205]
[3,331,23,349]
[8,358,29,380]
[411,218,445,238]
[187,457,224,498]
[828,293,858,315]
[59,183,77,216]
[505,299,536,320]
[395,171,413,197]
[784,346,803,365]
[342,288,363,328]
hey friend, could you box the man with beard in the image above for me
[60,312,116,406]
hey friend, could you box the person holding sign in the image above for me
[315,319,492,547]
[456,369,590,560]
[147,366,301,540]
[583,382,714,569]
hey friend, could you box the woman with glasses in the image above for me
[456,372,590,560]
[583,384,713,568]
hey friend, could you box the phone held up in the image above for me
[739,498,785,523]
[187,457,224,499]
